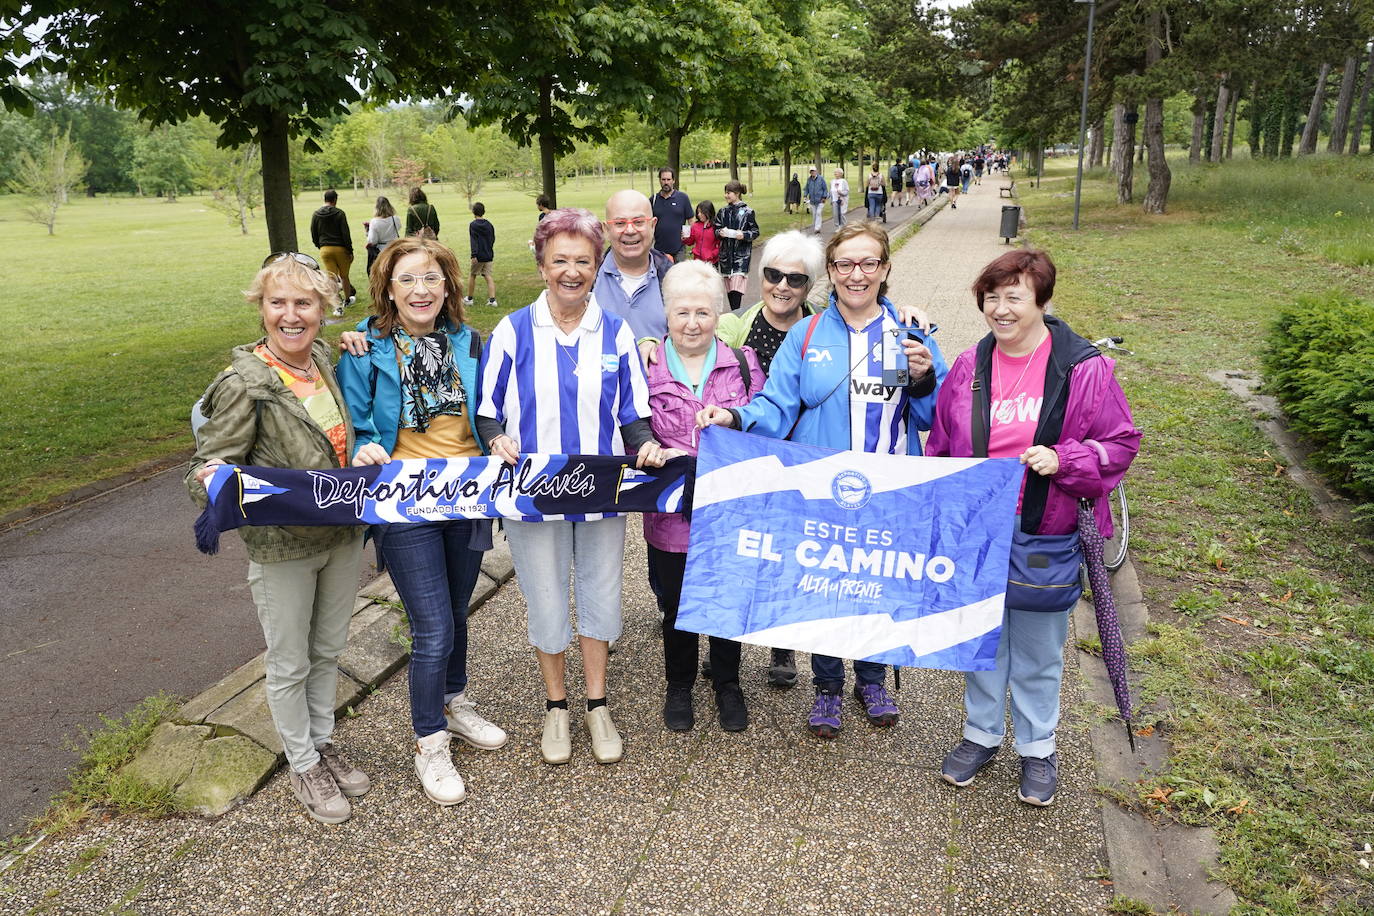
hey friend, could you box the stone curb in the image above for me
[1075,560,1237,915]
[124,529,516,816]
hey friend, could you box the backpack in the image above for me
[868,174,883,192]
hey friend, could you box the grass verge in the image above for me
[1020,154,1374,914]
[3,693,180,859]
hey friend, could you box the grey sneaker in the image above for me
[1018,754,1058,806]
[941,739,998,787]
[288,761,351,824]
[316,742,370,797]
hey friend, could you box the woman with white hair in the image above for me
[716,230,825,377]
[642,260,764,731]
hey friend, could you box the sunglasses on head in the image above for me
[262,251,322,271]
[762,267,810,289]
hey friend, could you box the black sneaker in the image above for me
[1018,754,1058,806]
[767,648,797,688]
[663,685,694,732]
[715,683,749,732]
[941,739,998,787]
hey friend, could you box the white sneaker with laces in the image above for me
[445,692,508,750]
[414,730,466,806]
[462,296,474,305]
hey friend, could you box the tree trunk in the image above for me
[1328,55,1359,152]
[812,143,823,176]
[1110,102,1127,174]
[1188,87,1206,164]
[1298,62,1331,154]
[1226,88,1239,159]
[1089,113,1105,168]
[667,127,684,182]
[729,123,741,180]
[1116,104,1136,204]
[1350,41,1374,154]
[1211,78,1230,162]
[1280,77,1299,157]
[259,109,296,254]
[1142,10,1170,214]
[1249,86,1265,156]
[538,78,558,207]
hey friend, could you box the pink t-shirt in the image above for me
[987,335,1052,510]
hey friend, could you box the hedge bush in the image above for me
[1263,291,1374,519]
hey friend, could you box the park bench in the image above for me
[999,179,1016,198]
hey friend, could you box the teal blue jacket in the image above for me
[335,317,485,459]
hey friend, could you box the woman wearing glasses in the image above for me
[337,237,506,809]
[187,252,368,825]
[477,208,668,766]
[698,222,948,739]
[713,180,760,312]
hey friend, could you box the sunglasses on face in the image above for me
[762,267,810,289]
[262,251,321,270]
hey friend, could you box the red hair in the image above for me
[972,249,1056,311]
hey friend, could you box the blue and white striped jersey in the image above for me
[847,313,907,455]
[478,292,651,520]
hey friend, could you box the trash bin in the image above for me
[1000,205,1021,243]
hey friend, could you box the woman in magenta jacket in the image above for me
[643,259,764,733]
[925,248,1140,808]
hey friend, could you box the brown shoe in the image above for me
[317,742,370,797]
[288,761,351,824]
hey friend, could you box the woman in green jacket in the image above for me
[187,253,367,826]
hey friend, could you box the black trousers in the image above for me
[646,544,742,690]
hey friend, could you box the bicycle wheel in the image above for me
[1102,483,1129,571]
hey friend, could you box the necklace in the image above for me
[551,304,588,330]
[992,334,1046,422]
[265,345,316,381]
[556,339,581,378]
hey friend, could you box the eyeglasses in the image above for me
[606,216,652,232]
[762,267,810,289]
[262,251,321,270]
[829,257,887,275]
[391,272,446,289]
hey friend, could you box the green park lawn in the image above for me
[1021,154,1374,914]
[0,164,814,517]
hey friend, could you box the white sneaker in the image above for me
[345,295,356,307]
[462,296,474,305]
[445,692,508,750]
[414,730,466,806]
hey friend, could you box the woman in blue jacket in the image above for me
[336,237,505,809]
[699,221,949,739]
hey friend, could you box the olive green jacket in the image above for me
[186,339,361,563]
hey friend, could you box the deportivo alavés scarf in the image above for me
[194,454,694,555]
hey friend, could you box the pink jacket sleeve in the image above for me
[1049,357,1140,499]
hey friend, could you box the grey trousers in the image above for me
[247,533,365,773]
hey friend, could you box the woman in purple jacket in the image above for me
[643,260,765,732]
[926,249,1140,807]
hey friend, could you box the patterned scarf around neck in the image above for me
[395,328,466,434]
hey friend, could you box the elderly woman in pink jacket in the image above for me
[926,248,1140,808]
[643,260,765,734]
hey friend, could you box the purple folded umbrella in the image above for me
[1077,498,1135,751]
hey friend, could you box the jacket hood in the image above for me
[314,205,339,218]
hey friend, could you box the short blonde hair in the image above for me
[661,260,727,315]
[244,256,340,312]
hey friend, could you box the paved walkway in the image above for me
[0,180,1123,915]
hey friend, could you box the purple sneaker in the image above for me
[807,691,842,739]
[853,682,900,727]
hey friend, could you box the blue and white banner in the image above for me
[194,455,691,555]
[677,427,1022,671]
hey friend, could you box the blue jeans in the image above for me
[811,654,886,692]
[867,192,883,218]
[962,606,1071,758]
[379,520,484,737]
